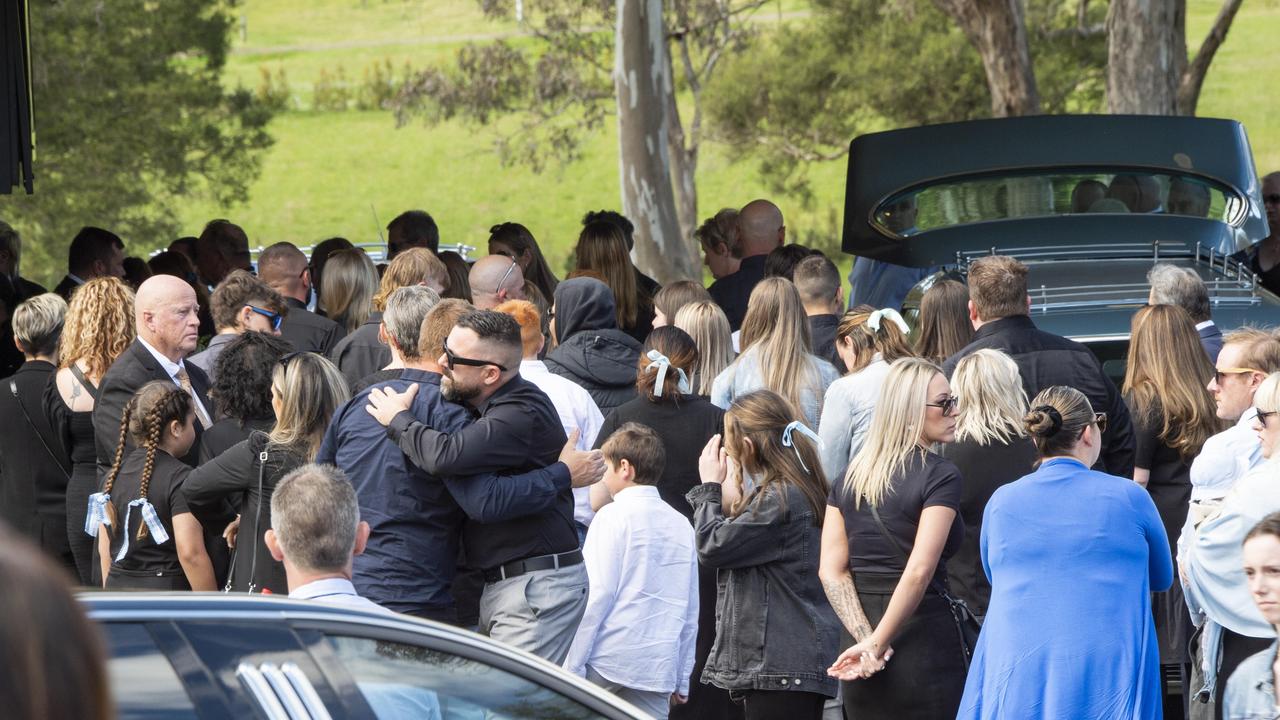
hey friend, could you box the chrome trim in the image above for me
[237,662,290,720]
[259,663,314,720]
[281,663,332,720]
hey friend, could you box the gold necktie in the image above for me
[175,366,212,430]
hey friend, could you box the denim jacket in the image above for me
[687,482,841,698]
[1223,640,1280,720]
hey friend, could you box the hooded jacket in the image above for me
[544,278,642,415]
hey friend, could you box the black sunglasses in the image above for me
[1258,409,1279,425]
[278,351,307,368]
[442,339,507,372]
[1093,412,1108,434]
[926,396,959,416]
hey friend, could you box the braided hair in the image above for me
[101,381,192,541]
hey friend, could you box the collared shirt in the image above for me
[1223,640,1280,720]
[1189,409,1263,502]
[67,272,87,286]
[386,375,578,569]
[564,485,699,695]
[137,336,213,422]
[186,333,237,380]
[707,254,767,331]
[291,577,393,615]
[521,359,604,527]
[318,369,568,613]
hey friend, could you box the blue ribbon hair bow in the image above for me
[85,492,112,537]
[645,349,691,398]
[781,420,823,472]
[114,499,172,562]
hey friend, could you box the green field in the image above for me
[170,0,1280,281]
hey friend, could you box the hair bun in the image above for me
[1025,405,1064,437]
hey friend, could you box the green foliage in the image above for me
[313,66,352,111]
[256,66,294,112]
[3,0,276,286]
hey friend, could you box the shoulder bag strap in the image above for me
[10,379,71,479]
[868,499,950,599]
[68,363,98,396]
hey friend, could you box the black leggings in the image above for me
[740,689,826,720]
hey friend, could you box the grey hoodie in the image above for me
[544,277,643,414]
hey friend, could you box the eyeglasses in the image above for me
[1215,367,1264,384]
[926,396,959,416]
[442,339,507,372]
[278,351,307,368]
[1258,408,1279,425]
[1093,412,1108,434]
[246,305,283,331]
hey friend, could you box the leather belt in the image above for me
[483,549,583,583]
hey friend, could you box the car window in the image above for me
[326,635,607,719]
[875,171,1237,237]
[102,623,199,720]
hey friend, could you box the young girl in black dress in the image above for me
[88,381,215,590]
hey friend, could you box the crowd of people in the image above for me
[2,189,1280,720]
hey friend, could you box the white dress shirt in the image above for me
[564,485,699,695]
[291,577,393,614]
[520,359,605,526]
[137,335,213,423]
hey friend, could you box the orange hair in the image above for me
[495,299,542,358]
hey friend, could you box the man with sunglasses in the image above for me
[187,270,287,382]
[366,310,603,663]
[469,254,525,310]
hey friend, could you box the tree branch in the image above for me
[1177,0,1244,116]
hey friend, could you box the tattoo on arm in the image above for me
[822,575,873,641]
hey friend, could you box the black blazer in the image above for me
[52,274,80,302]
[0,361,71,538]
[93,339,214,473]
[280,297,346,355]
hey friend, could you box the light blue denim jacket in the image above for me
[1223,640,1280,720]
[710,346,839,428]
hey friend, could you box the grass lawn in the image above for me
[169,0,1277,293]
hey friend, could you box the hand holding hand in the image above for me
[669,692,688,707]
[698,434,728,486]
[561,429,605,488]
[365,384,418,426]
[827,639,894,681]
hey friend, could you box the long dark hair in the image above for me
[490,223,559,303]
[211,331,290,425]
[636,326,698,403]
[723,390,827,522]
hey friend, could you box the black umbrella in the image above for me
[1,0,34,195]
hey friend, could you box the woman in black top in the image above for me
[1123,304,1222,674]
[90,382,215,590]
[184,352,349,593]
[592,326,735,720]
[940,349,1037,616]
[199,331,288,462]
[819,357,966,720]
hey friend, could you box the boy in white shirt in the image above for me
[565,423,699,719]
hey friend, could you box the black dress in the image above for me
[940,433,1038,616]
[45,372,101,586]
[183,433,301,594]
[104,449,195,590]
[832,450,967,720]
[1130,401,1195,666]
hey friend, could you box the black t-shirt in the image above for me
[830,450,963,581]
[594,394,724,519]
[1130,401,1193,556]
[106,449,192,575]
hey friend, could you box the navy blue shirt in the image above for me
[317,369,569,614]
[708,254,767,331]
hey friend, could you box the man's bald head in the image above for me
[738,199,785,257]
[469,255,525,310]
[257,242,310,301]
[135,274,201,361]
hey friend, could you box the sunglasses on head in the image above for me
[442,339,507,372]
[278,351,307,368]
[246,305,283,331]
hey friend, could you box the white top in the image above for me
[710,345,840,429]
[817,355,890,487]
[137,335,213,422]
[564,485,699,694]
[1188,408,1263,502]
[521,359,605,527]
[291,577,394,614]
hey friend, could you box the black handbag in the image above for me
[868,502,981,667]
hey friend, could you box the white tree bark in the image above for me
[1106,0,1186,114]
[614,0,699,283]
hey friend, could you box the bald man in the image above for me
[93,275,215,473]
[469,254,525,310]
[258,242,345,354]
[708,199,785,330]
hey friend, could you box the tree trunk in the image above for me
[933,0,1041,117]
[663,36,699,263]
[1177,0,1243,115]
[614,0,699,283]
[1106,0,1186,114]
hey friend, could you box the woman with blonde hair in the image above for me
[691,389,841,719]
[940,349,1037,615]
[915,278,974,364]
[711,277,839,427]
[574,221,655,343]
[820,358,966,719]
[320,248,378,335]
[184,351,349,593]
[372,247,447,309]
[816,307,916,484]
[674,301,733,397]
[957,386,1170,719]
[44,277,135,585]
[1123,303,1222,683]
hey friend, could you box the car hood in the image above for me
[841,115,1267,267]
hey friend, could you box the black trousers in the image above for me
[739,689,826,720]
[671,563,743,720]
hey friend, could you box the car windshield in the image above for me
[874,171,1238,237]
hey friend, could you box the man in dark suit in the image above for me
[0,294,75,573]
[94,274,214,472]
[52,226,126,301]
[708,199,784,331]
[1147,262,1223,363]
[0,222,48,378]
[256,242,345,354]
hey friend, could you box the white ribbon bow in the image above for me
[645,350,691,398]
[85,492,112,536]
[114,498,171,562]
[781,420,823,472]
[867,308,910,334]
